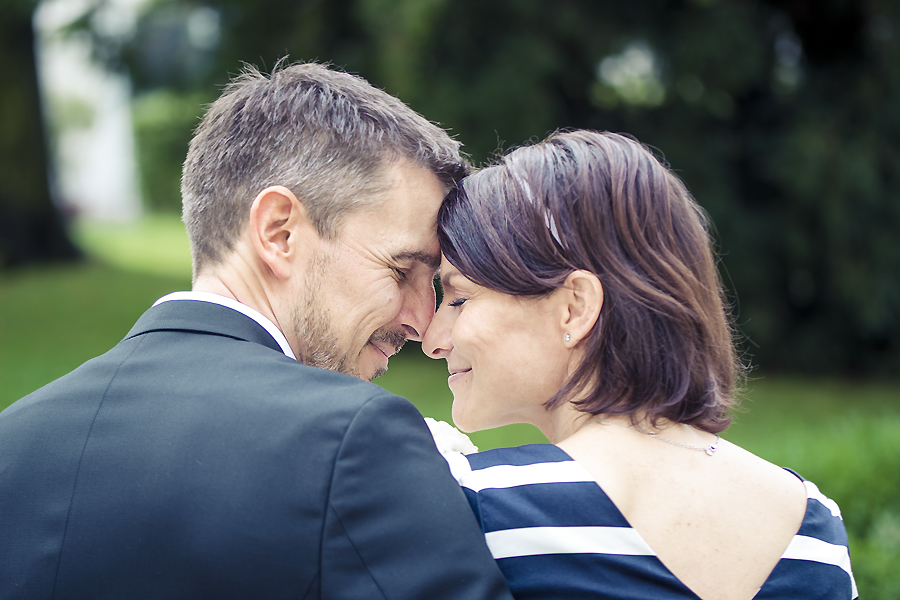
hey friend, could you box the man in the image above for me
[0,62,513,600]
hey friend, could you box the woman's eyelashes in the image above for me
[448,297,467,308]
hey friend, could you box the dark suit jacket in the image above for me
[0,300,513,600]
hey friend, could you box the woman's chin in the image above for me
[450,404,481,434]
[451,416,477,434]
[452,409,505,435]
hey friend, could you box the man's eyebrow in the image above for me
[393,251,441,271]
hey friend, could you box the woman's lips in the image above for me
[448,369,471,385]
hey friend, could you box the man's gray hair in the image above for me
[182,60,468,274]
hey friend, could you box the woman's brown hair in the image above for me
[438,130,741,433]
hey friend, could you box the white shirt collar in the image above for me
[152,291,296,360]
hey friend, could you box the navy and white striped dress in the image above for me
[451,444,857,600]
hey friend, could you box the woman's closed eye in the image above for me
[448,297,467,308]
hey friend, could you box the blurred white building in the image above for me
[35,0,144,222]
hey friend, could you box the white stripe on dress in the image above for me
[485,526,655,560]
[804,480,843,519]
[460,461,595,492]
[781,535,858,598]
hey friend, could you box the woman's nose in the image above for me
[422,306,452,359]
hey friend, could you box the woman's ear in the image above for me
[248,185,313,280]
[560,270,603,347]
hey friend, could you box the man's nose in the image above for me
[400,278,437,342]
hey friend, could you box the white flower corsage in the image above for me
[424,417,477,484]
[424,417,478,455]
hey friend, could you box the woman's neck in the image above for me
[540,403,596,444]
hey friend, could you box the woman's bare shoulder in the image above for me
[715,439,808,506]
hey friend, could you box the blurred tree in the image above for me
[87,0,900,374]
[744,0,900,374]
[402,0,900,375]
[0,0,80,267]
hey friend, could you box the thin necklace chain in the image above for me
[592,418,720,456]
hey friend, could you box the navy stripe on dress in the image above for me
[451,444,856,600]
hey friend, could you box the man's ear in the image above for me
[559,270,604,347]
[248,185,313,280]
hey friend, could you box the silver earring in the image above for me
[564,333,571,342]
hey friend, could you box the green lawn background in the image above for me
[1,216,897,597]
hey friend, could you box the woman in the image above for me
[422,131,856,600]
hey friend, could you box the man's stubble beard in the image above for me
[291,251,407,381]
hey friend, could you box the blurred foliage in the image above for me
[68,0,900,375]
[132,90,206,211]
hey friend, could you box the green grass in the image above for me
[72,214,193,279]
[0,215,191,403]
[0,261,191,404]
[2,214,899,598]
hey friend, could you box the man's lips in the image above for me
[368,329,407,361]
[370,342,394,359]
